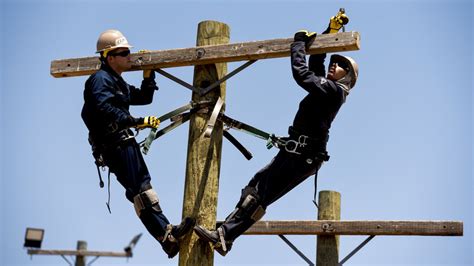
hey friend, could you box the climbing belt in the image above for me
[138,98,328,207]
[140,100,213,154]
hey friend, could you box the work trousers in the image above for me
[102,139,170,241]
[222,150,323,241]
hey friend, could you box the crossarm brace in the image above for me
[155,60,257,95]
[278,235,314,266]
[155,69,200,93]
[60,255,73,266]
[339,235,375,265]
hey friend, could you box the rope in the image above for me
[106,170,111,214]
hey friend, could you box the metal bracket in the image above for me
[155,60,257,95]
[204,97,225,138]
[338,235,375,265]
[278,235,314,266]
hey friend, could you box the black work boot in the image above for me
[162,217,196,258]
[172,217,196,239]
[161,241,180,259]
[194,225,233,256]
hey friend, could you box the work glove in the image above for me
[325,11,349,34]
[294,30,317,48]
[143,69,155,79]
[134,116,160,130]
[138,50,155,79]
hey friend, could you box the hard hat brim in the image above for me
[96,44,133,54]
[330,54,358,88]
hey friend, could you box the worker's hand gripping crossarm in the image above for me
[138,49,155,79]
[294,30,317,48]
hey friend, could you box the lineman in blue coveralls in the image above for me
[194,15,358,256]
[81,29,194,258]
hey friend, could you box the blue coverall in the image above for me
[81,63,174,253]
[220,40,347,242]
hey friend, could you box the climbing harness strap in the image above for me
[219,114,271,142]
[141,102,193,154]
[141,101,212,154]
[204,97,225,138]
[223,130,253,160]
[217,227,228,252]
[163,224,178,243]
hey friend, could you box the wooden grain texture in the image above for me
[242,220,464,236]
[50,31,360,78]
[179,21,229,266]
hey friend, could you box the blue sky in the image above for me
[1,0,472,265]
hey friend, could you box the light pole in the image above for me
[24,228,142,265]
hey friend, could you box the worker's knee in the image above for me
[133,187,162,217]
[235,186,266,222]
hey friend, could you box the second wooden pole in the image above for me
[316,190,341,266]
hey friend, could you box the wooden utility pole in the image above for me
[48,24,464,265]
[317,190,341,266]
[75,241,87,266]
[179,20,230,266]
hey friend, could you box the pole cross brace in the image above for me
[155,60,257,96]
[60,255,73,266]
[278,235,314,266]
[277,234,375,266]
[87,256,101,266]
[339,235,376,265]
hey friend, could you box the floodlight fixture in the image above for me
[24,228,44,249]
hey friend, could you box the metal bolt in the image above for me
[196,48,206,59]
[322,223,334,232]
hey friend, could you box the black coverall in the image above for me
[221,41,347,242]
[81,64,171,245]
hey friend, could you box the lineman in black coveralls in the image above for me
[81,29,194,258]
[194,22,359,256]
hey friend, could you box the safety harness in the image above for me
[139,98,330,207]
[140,100,213,154]
[90,128,136,213]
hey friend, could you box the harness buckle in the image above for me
[282,134,310,155]
[114,129,135,144]
[284,139,301,155]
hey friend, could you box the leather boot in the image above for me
[162,217,196,258]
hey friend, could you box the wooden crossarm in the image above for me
[237,220,463,236]
[50,31,360,78]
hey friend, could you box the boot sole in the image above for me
[194,226,230,256]
[193,226,218,244]
[174,217,196,239]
